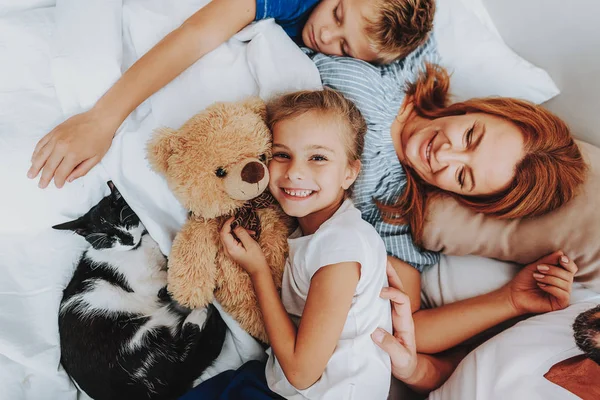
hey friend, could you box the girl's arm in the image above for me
[251,261,360,389]
[29,0,256,189]
[219,220,360,390]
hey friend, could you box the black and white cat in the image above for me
[54,181,226,400]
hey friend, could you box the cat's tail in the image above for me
[573,304,600,364]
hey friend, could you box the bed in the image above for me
[1,0,598,399]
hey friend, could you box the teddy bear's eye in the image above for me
[215,167,227,178]
[258,154,267,162]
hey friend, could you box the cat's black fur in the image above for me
[54,181,226,400]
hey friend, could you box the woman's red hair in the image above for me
[380,64,587,245]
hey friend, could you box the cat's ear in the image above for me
[107,181,122,202]
[52,217,89,237]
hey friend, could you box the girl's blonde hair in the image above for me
[379,64,587,245]
[266,88,367,182]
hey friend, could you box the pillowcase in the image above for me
[422,141,600,292]
[435,0,560,104]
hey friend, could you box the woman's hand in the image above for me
[371,262,418,381]
[503,250,578,315]
[219,217,269,278]
[28,109,118,188]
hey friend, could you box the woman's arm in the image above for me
[399,251,577,354]
[29,0,256,189]
[251,262,360,389]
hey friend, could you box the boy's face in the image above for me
[302,0,380,62]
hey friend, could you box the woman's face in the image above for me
[397,113,525,196]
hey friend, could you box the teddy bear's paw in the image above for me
[169,287,214,309]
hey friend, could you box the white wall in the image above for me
[483,0,600,146]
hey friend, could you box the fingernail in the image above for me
[372,329,384,343]
[533,273,545,279]
[561,256,569,264]
[27,171,33,178]
[537,265,549,272]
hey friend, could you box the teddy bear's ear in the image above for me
[240,97,267,121]
[147,127,179,175]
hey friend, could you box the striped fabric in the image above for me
[308,37,440,271]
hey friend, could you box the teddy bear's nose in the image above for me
[241,161,265,184]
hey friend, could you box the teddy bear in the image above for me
[146,97,293,343]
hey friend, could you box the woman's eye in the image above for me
[465,124,475,147]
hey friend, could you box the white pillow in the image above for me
[435,0,560,104]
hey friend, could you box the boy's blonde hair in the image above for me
[367,0,436,63]
[266,88,367,194]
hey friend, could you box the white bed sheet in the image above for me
[1,1,590,400]
[0,1,320,398]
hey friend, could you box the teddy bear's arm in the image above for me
[167,218,220,308]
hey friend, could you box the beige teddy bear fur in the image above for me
[147,98,293,343]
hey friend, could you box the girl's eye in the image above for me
[273,153,290,160]
[311,154,328,162]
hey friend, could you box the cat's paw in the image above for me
[183,308,209,330]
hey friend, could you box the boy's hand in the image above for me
[220,217,269,278]
[371,262,418,381]
[504,251,577,316]
[28,109,116,189]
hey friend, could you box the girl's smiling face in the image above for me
[268,110,360,233]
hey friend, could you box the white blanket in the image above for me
[0,1,320,398]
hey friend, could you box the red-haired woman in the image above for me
[312,44,586,394]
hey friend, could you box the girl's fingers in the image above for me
[233,226,255,247]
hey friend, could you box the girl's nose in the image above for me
[286,161,305,180]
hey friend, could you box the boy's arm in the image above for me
[250,262,360,390]
[29,0,256,188]
[94,0,256,126]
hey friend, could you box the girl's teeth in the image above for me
[283,189,313,197]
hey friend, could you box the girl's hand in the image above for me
[504,251,578,316]
[371,262,418,381]
[219,217,269,278]
[28,109,117,189]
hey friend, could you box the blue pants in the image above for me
[180,360,284,400]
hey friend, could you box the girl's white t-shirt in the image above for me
[265,199,392,400]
